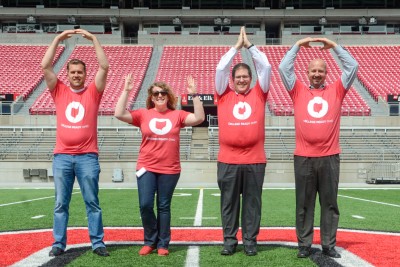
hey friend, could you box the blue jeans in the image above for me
[52,153,105,250]
[137,171,180,249]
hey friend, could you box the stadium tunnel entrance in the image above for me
[181,94,217,127]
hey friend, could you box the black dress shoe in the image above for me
[93,247,110,257]
[49,247,64,257]
[220,246,236,256]
[244,245,257,256]
[297,246,311,258]
[322,248,341,258]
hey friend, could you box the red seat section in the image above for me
[346,46,400,103]
[155,46,242,96]
[29,45,152,115]
[260,46,370,116]
[0,45,64,100]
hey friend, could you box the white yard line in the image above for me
[0,192,80,207]
[184,188,204,267]
[193,188,204,227]
[338,194,400,208]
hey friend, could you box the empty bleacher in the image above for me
[260,46,371,116]
[0,126,192,161]
[155,46,243,96]
[346,46,400,102]
[29,45,152,115]
[208,126,400,162]
[0,45,64,100]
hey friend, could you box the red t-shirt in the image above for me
[130,108,190,174]
[51,80,102,154]
[216,82,268,164]
[289,79,347,157]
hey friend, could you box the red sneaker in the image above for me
[139,246,155,256]
[158,248,169,256]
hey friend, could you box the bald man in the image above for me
[278,37,358,259]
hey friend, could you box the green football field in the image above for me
[1,187,399,266]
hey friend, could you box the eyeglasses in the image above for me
[234,75,250,80]
[152,91,168,97]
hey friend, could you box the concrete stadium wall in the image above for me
[0,33,122,45]
[137,31,266,46]
[0,160,369,188]
[2,114,400,128]
[2,31,400,46]
[281,34,400,46]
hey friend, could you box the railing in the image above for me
[366,162,400,184]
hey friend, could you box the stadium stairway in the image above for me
[132,45,163,109]
[330,50,387,116]
[189,127,209,160]
[17,44,75,115]
[241,47,273,116]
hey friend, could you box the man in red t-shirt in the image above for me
[279,37,358,259]
[41,29,110,258]
[215,27,271,256]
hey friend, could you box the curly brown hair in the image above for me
[146,82,177,110]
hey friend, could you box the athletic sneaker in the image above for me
[49,247,64,257]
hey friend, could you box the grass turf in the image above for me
[1,188,399,266]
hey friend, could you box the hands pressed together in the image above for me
[235,26,253,50]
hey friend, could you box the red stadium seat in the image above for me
[29,45,153,115]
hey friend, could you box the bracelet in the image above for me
[191,93,199,98]
[248,44,255,49]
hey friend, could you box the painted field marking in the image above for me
[31,215,45,219]
[0,191,80,207]
[339,194,400,208]
[173,193,192,196]
[352,215,365,219]
[180,217,217,220]
[184,188,203,267]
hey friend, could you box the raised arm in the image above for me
[278,37,314,91]
[184,75,205,126]
[41,30,75,91]
[114,73,134,124]
[242,27,271,93]
[314,38,359,90]
[215,28,243,95]
[76,29,109,93]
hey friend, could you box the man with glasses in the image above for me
[215,26,271,256]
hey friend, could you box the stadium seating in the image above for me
[0,126,192,161]
[155,46,243,96]
[29,45,152,115]
[346,46,400,102]
[259,46,371,116]
[0,45,64,100]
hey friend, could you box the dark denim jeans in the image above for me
[52,153,105,250]
[137,170,180,249]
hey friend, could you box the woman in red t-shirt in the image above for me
[115,74,204,256]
